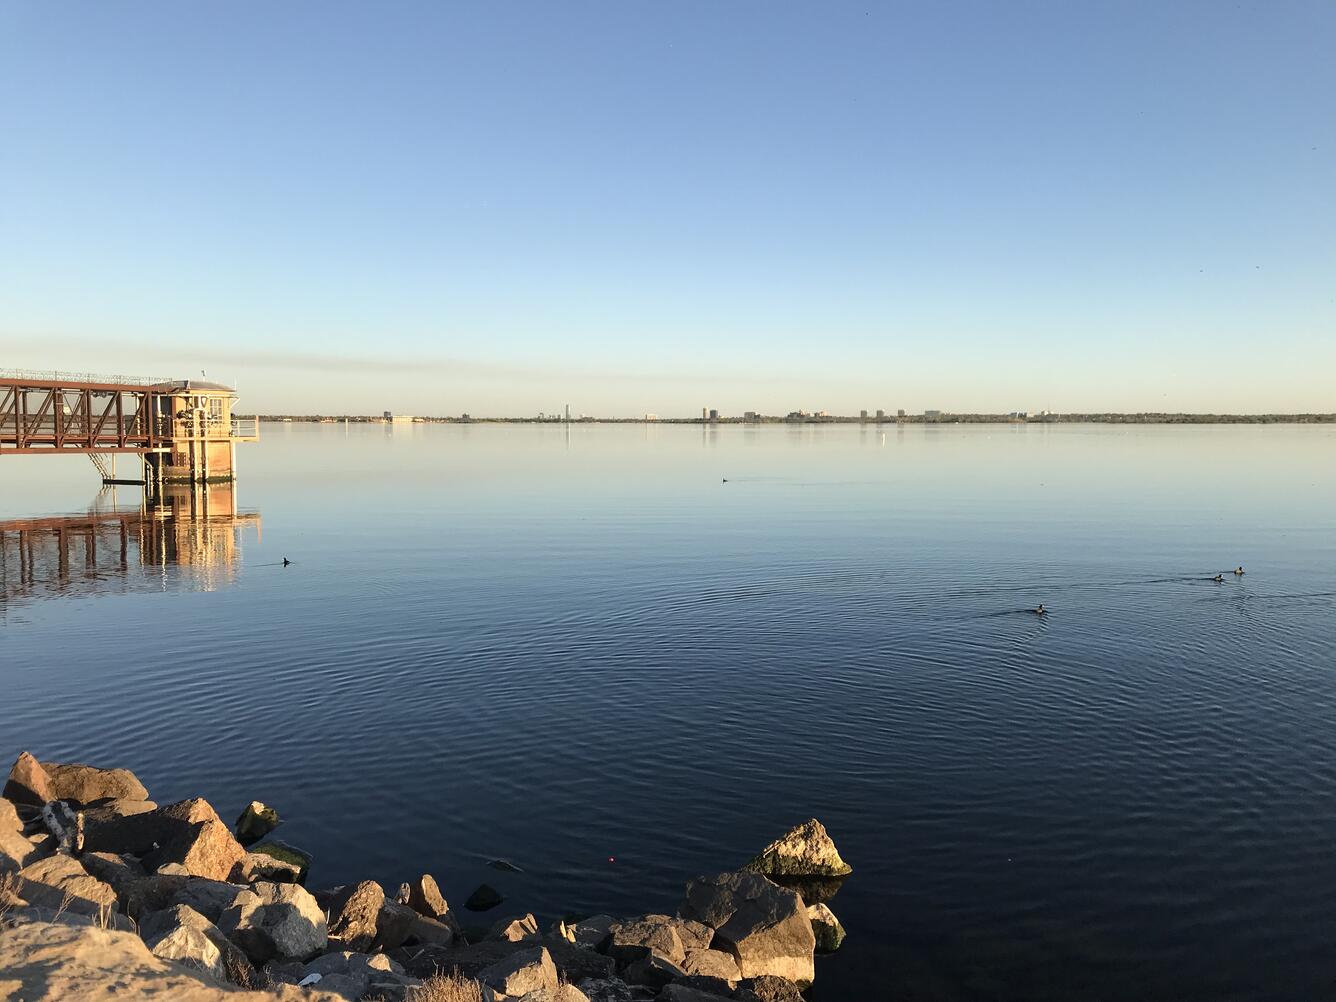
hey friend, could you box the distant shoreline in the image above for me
[240,413,1336,426]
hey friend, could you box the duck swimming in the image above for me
[1033,604,1047,615]
[1234,566,1244,575]
[282,557,291,567]
[1212,573,1223,583]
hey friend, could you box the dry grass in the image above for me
[406,970,488,1002]
[223,949,262,989]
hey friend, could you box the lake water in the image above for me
[3,422,1335,1000]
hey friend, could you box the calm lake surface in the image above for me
[3,422,1335,1000]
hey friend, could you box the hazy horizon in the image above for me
[2,2,1333,415]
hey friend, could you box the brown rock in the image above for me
[42,761,149,805]
[678,871,815,986]
[489,911,541,942]
[1,796,22,833]
[732,974,806,1002]
[477,944,558,998]
[374,899,418,951]
[681,948,741,985]
[399,872,448,918]
[328,879,386,952]
[83,798,245,882]
[15,854,118,915]
[1,822,40,873]
[140,902,254,983]
[3,752,55,806]
[742,819,852,878]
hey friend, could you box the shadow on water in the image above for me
[0,482,260,609]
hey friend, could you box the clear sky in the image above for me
[2,1,1333,416]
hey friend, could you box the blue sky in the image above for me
[2,1,1333,415]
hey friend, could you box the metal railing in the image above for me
[0,368,171,386]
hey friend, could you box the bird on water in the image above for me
[1234,566,1245,576]
[1033,604,1047,615]
[282,558,291,567]
[1212,573,1224,583]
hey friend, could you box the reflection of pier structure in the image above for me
[0,484,261,607]
[0,369,258,486]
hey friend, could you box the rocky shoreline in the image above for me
[0,752,852,1002]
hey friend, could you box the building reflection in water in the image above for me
[0,483,261,607]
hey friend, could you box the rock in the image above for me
[4,903,136,931]
[517,986,591,1002]
[247,839,311,883]
[732,975,806,1002]
[80,798,157,827]
[42,761,149,804]
[478,944,559,998]
[407,911,456,946]
[172,876,261,923]
[0,919,350,1002]
[569,914,616,950]
[304,950,403,978]
[3,752,55,806]
[678,871,815,986]
[545,936,617,982]
[605,915,688,966]
[806,902,845,952]
[140,902,253,983]
[82,798,246,882]
[14,854,117,915]
[399,872,449,918]
[764,874,846,906]
[368,975,424,1002]
[575,979,655,1002]
[465,882,504,911]
[375,899,418,951]
[79,851,145,899]
[742,819,851,879]
[680,948,740,985]
[0,820,40,872]
[489,912,541,942]
[239,850,304,883]
[658,987,732,1002]
[328,879,386,952]
[233,800,280,847]
[1,795,22,832]
[621,951,684,988]
[218,879,327,964]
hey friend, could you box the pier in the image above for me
[0,369,258,485]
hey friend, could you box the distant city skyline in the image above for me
[2,2,1333,415]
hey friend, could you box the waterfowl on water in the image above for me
[1234,566,1245,575]
[282,557,291,567]
[1033,604,1047,615]
[1212,574,1223,583]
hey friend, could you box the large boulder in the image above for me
[374,899,418,951]
[42,761,149,805]
[82,797,246,882]
[247,839,311,884]
[568,914,616,950]
[3,752,55,806]
[14,854,117,915]
[398,872,449,919]
[139,902,254,983]
[678,871,815,986]
[328,879,386,952]
[478,944,559,998]
[1,796,22,833]
[489,912,541,942]
[239,850,304,884]
[575,980,655,1002]
[81,798,158,828]
[0,819,39,872]
[743,819,851,878]
[233,801,280,847]
[732,975,805,1002]
[0,919,349,1002]
[465,882,504,911]
[517,986,592,1002]
[218,880,327,964]
[806,902,845,952]
[173,876,263,923]
[680,948,741,985]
